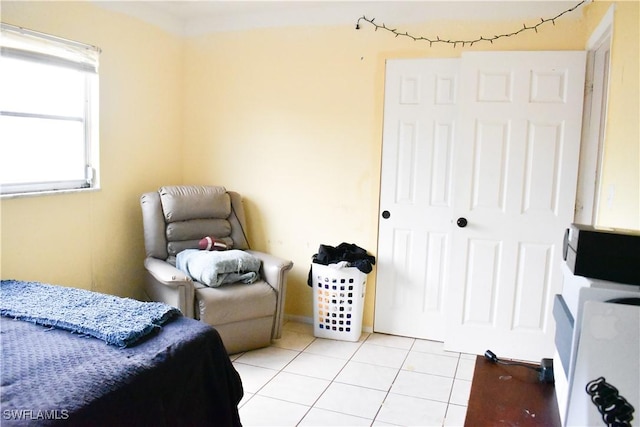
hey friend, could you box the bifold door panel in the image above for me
[376,52,586,361]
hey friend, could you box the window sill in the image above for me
[0,186,101,200]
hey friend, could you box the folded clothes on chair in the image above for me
[176,249,261,287]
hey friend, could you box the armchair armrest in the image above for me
[246,250,293,339]
[143,257,195,318]
[245,250,293,293]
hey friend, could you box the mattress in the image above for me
[1,315,243,426]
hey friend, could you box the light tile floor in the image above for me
[230,321,476,426]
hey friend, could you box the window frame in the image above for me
[0,23,100,198]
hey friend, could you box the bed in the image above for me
[0,280,243,426]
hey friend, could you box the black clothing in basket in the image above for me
[307,242,376,286]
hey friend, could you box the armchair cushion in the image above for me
[160,185,230,222]
[194,281,276,326]
[176,249,261,287]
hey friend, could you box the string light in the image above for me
[355,1,586,47]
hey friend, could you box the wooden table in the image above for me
[465,356,562,426]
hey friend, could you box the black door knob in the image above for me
[382,210,391,219]
[456,217,468,228]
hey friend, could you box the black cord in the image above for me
[494,359,541,373]
[355,1,586,47]
[484,350,540,372]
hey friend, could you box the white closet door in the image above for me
[445,51,586,361]
[375,58,459,341]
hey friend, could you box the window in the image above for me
[0,23,100,196]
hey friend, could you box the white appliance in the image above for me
[554,266,640,425]
[554,225,640,424]
[565,300,638,426]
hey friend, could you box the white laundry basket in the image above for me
[311,263,367,342]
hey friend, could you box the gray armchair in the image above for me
[140,185,293,354]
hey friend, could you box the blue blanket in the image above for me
[0,280,180,347]
[1,315,243,426]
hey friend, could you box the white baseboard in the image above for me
[284,314,373,333]
[284,314,313,325]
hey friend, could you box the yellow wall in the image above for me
[181,7,599,326]
[0,1,184,297]
[588,2,640,229]
[1,1,638,329]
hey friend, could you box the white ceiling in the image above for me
[93,1,584,37]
